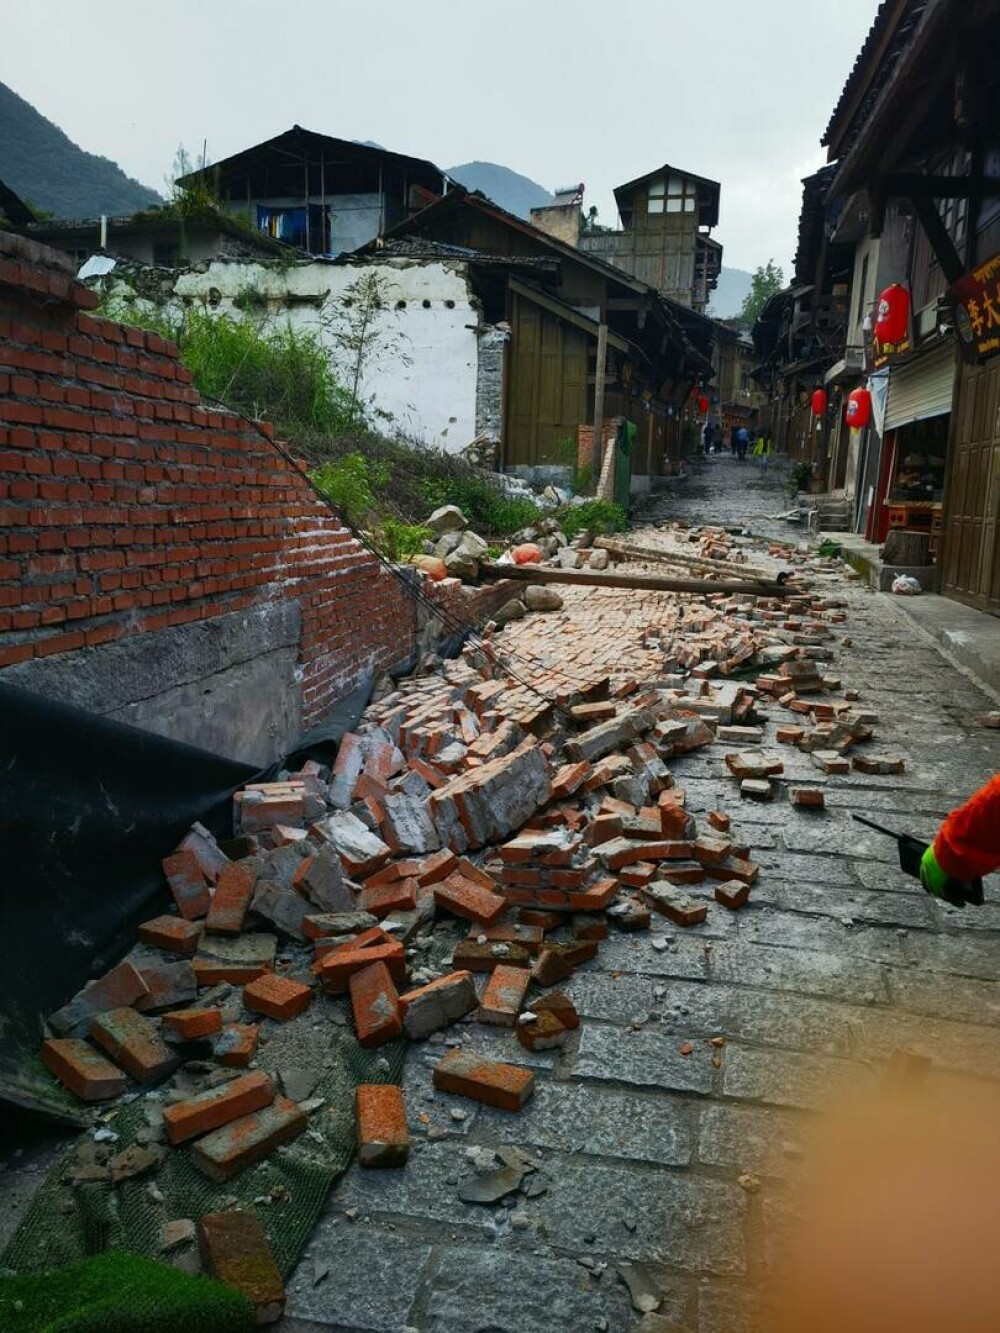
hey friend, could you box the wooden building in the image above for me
[380,187,714,478]
[179,126,446,258]
[578,165,722,312]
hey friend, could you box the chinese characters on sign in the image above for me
[951,251,1000,362]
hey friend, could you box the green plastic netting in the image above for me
[2,1027,405,1279]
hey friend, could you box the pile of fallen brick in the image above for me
[35,531,897,1320]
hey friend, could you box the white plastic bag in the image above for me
[891,575,922,596]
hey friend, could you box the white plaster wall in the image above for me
[169,259,481,450]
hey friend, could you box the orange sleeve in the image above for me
[934,774,1000,880]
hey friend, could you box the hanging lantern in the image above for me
[698,395,709,414]
[874,284,910,345]
[810,388,827,417]
[846,387,872,429]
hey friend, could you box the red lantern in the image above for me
[874,284,910,345]
[846,387,872,429]
[811,389,827,416]
[698,395,709,414]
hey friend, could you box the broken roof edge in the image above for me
[177,124,447,189]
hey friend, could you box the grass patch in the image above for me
[0,1251,254,1332]
[554,498,628,542]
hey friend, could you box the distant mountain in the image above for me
[0,80,160,219]
[446,161,552,219]
[708,267,754,319]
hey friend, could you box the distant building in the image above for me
[178,125,447,257]
[578,165,722,311]
[530,184,584,248]
[0,178,35,227]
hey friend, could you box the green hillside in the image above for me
[0,80,160,219]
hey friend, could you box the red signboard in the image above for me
[951,251,1000,362]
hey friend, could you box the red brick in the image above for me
[516,1009,569,1051]
[191,1095,306,1182]
[41,1037,127,1102]
[48,959,151,1036]
[162,849,211,920]
[567,877,619,911]
[399,970,479,1038]
[706,857,759,886]
[642,884,708,926]
[192,957,270,986]
[89,1007,176,1083]
[432,1048,534,1110]
[600,838,694,870]
[693,835,733,865]
[162,1007,223,1042]
[137,914,203,955]
[359,876,418,918]
[479,964,531,1026]
[214,1023,259,1068]
[199,1209,284,1323]
[205,860,256,936]
[549,761,593,801]
[315,939,406,993]
[714,879,751,910]
[790,787,825,808]
[164,1069,275,1145]
[356,1083,410,1166]
[434,872,506,925]
[707,811,731,833]
[243,973,313,1022]
[349,960,402,1047]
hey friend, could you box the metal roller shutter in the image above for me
[884,340,957,431]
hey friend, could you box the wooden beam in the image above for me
[910,194,965,285]
[478,562,790,597]
[591,321,608,482]
[884,174,1000,200]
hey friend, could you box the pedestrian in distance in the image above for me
[752,431,772,476]
[703,421,713,455]
[735,424,749,461]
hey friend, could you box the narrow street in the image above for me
[281,457,1000,1333]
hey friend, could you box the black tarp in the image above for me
[0,683,259,1094]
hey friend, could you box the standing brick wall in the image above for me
[0,233,427,729]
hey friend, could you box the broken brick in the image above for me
[90,1007,177,1084]
[41,1037,127,1102]
[740,778,773,801]
[535,989,580,1029]
[137,915,203,956]
[178,823,231,884]
[192,932,276,986]
[548,761,593,802]
[214,1023,259,1068]
[133,959,197,1013]
[204,860,257,936]
[234,782,305,834]
[432,1049,534,1111]
[48,961,151,1037]
[350,960,402,1047]
[451,939,532,972]
[359,877,418,918]
[163,1070,276,1145]
[357,1083,410,1167]
[714,879,751,910]
[192,1096,307,1182]
[707,811,731,833]
[162,849,211,920]
[642,884,708,926]
[790,787,825,809]
[302,910,378,941]
[693,835,733,865]
[479,964,531,1026]
[243,973,313,1022]
[516,1009,570,1051]
[852,754,905,775]
[399,970,479,1039]
[199,1209,285,1324]
[315,938,406,993]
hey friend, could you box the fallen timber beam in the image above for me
[478,563,790,597]
[593,536,780,583]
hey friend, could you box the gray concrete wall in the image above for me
[1,602,303,767]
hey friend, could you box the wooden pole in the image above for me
[593,537,782,583]
[591,321,608,485]
[478,562,788,597]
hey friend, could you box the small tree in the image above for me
[740,260,785,327]
[326,271,411,429]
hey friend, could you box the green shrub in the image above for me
[416,474,540,537]
[787,460,813,497]
[311,452,388,525]
[377,518,431,562]
[555,499,628,542]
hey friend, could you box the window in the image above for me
[649,176,697,215]
[153,242,179,268]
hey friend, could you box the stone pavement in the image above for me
[282,454,1000,1333]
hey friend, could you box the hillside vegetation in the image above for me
[0,81,160,218]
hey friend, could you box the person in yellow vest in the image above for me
[751,430,772,475]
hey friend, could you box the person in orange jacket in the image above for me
[920,774,1000,895]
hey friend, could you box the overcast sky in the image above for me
[8,0,878,274]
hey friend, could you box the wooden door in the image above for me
[506,293,589,467]
[940,359,1000,614]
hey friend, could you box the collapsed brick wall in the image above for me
[0,233,509,739]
